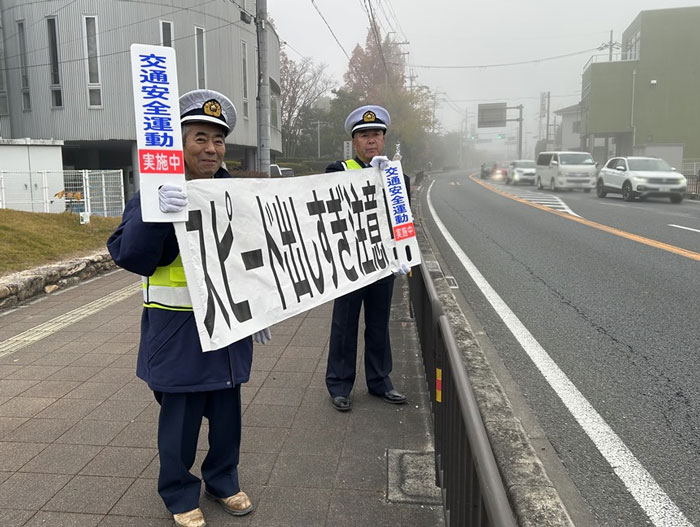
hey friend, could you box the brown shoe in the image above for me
[173,507,206,527]
[204,489,254,516]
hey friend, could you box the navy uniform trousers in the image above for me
[154,387,242,514]
[326,274,395,398]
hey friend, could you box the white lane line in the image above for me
[427,180,692,527]
[0,282,141,358]
[669,224,700,234]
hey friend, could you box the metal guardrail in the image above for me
[408,264,516,527]
[684,174,699,198]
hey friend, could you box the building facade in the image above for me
[0,0,282,198]
[580,6,700,166]
[553,103,581,152]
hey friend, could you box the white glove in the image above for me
[392,262,411,276]
[158,183,187,213]
[253,327,271,345]
[370,155,390,171]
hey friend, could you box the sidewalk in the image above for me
[0,269,444,526]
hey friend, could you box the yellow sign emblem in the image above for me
[203,99,222,118]
[362,111,376,123]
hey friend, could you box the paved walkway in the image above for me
[0,269,444,526]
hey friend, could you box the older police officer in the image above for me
[324,104,410,412]
[108,89,269,527]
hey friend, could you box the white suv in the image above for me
[596,156,687,203]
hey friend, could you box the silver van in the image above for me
[535,151,597,192]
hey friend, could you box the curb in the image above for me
[412,178,575,526]
[0,249,117,310]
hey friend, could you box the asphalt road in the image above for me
[422,170,700,527]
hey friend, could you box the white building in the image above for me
[553,103,582,151]
[0,0,282,198]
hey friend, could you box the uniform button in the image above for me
[226,381,231,385]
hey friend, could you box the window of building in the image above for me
[195,26,206,89]
[161,20,173,47]
[271,94,278,128]
[0,25,8,115]
[47,17,63,108]
[241,40,248,118]
[83,16,102,107]
[572,121,581,134]
[17,20,31,110]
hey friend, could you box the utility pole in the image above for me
[517,105,523,160]
[609,30,614,61]
[256,0,271,176]
[311,120,325,158]
[545,91,551,145]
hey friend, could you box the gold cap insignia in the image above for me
[203,99,222,118]
[362,111,376,123]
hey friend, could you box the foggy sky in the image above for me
[267,0,698,157]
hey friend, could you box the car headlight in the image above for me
[632,176,648,182]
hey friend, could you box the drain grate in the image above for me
[445,276,459,289]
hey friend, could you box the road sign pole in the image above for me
[518,105,523,159]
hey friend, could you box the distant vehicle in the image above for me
[480,163,490,179]
[535,151,596,191]
[269,164,294,178]
[490,164,506,182]
[596,156,687,203]
[505,160,536,185]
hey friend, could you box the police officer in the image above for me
[325,104,410,412]
[107,89,269,527]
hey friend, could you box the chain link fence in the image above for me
[0,170,124,217]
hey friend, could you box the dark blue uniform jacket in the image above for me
[106,168,253,392]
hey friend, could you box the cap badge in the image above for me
[203,99,222,118]
[362,111,376,123]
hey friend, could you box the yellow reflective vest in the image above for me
[342,159,363,170]
[142,254,193,311]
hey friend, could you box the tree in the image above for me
[279,51,336,158]
[340,25,435,169]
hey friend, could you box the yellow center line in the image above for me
[469,174,700,262]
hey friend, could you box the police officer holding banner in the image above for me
[325,104,411,412]
[108,89,269,527]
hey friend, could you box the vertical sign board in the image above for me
[130,44,186,222]
[343,140,353,160]
[381,161,419,267]
[477,102,507,128]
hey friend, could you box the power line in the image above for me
[309,0,351,60]
[414,48,600,69]
[364,0,396,93]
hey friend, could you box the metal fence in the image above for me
[0,170,124,217]
[408,264,516,527]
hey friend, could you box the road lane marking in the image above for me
[427,180,692,527]
[473,177,582,217]
[0,282,141,358]
[669,224,700,234]
[470,175,700,263]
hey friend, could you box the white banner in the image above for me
[174,162,420,351]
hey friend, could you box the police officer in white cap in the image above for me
[324,104,410,412]
[108,89,269,527]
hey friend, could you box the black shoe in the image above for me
[331,396,352,411]
[371,389,407,405]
